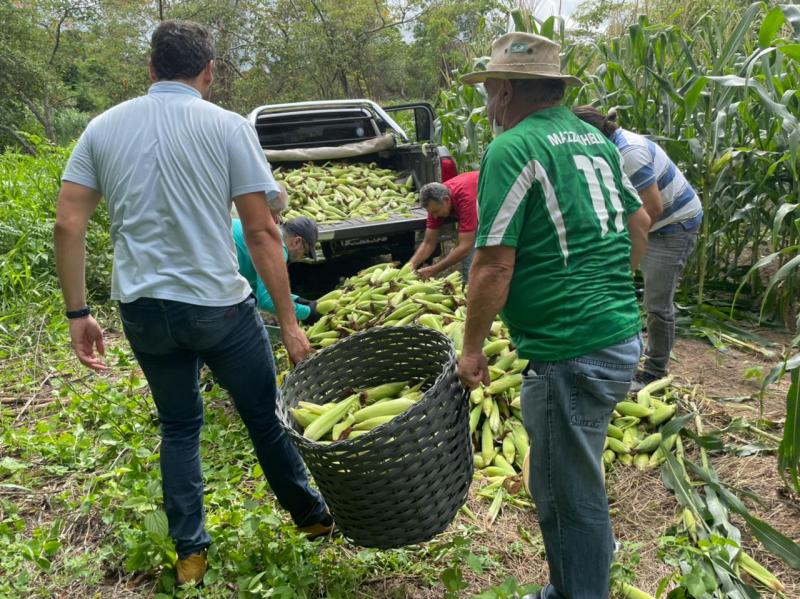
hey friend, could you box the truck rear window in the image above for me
[254,112,381,149]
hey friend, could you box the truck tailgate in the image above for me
[317,208,428,242]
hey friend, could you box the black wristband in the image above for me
[66,306,91,319]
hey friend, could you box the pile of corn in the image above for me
[273,162,418,224]
[283,262,678,479]
[603,375,677,470]
[289,263,532,476]
[291,381,424,443]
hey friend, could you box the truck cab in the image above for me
[247,100,457,266]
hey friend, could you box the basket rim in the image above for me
[280,325,460,449]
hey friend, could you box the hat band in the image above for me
[487,60,561,69]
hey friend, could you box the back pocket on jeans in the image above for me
[571,374,632,429]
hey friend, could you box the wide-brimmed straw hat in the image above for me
[461,32,581,86]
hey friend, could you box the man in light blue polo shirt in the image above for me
[574,106,703,389]
[54,20,331,586]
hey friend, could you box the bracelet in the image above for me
[66,306,91,319]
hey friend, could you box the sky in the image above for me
[534,0,581,17]
[533,0,581,25]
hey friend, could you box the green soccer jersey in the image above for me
[475,106,642,362]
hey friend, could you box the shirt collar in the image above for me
[148,81,202,98]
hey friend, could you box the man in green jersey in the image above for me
[459,33,651,599]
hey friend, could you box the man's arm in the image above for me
[54,182,106,371]
[408,227,440,269]
[459,245,516,389]
[637,183,663,223]
[627,207,651,272]
[254,277,311,321]
[418,230,476,280]
[234,191,310,364]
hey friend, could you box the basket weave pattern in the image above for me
[277,326,473,548]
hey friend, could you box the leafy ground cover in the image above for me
[1,317,797,598]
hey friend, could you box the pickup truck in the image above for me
[246,100,457,268]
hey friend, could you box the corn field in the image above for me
[437,3,800,331]
[434,0,800,504]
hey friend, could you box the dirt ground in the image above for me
[4,327,798,598]
[437,334,800,598]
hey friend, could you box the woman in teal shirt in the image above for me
[232,216,322,323]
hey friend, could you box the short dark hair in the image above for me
[572,105,619,139]
[419,182,450,208]
[510,78,566,104]
[150,20,214,81]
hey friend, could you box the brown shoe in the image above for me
[176,549,208,585]
[297,511,334,539]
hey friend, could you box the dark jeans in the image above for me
[521,335,642,599]
[119,296,327,558]
[641,225,699,377]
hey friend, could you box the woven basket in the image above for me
[277,326,473,548]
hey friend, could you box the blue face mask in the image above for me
[492,119,505,137]
[488,87,508,137]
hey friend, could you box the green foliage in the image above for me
[0,141,111,358]
[434,65,494,171]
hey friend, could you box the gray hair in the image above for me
[419,182,450,208]
[268,182,288,214]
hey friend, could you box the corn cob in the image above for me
[352,398,415,423]
[303,395,358,441]
[615,401,655,418]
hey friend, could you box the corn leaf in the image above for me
[772,203,799,250]
[685,460,800,569]
[778,367,800,492]
[759,6,786,48]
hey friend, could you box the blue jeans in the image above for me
[521,335,642,599]
[119,297,327,558]
[641,225,699,377]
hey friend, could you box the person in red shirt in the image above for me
[408,170,479,282]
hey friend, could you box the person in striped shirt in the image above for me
[573,106,703,391]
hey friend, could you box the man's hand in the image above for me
[417,265,437,280]
[68,316,107,371]
[458,350,489,389]
[282,322,311,365]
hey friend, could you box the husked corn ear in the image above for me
[487,373,522,395]
[469,405,481,434]
[492,454,517,477]
[635,432,662,454]
[352,398,415,423]
[481,419,495,465]
[359,381,408,404]
[353,414,395,431]
[648,402,676,427]
[473,453,485,469]
[607,437,632,454]
[493,351,517,371]
[303,395,358,441]
[332,414,355,441]
[615,401,655,418]
[470,387,484,405]
[489,400,501,434]
[635,374,673,408]
[483,338,510,358]
[606,423,624,440]
[315,300,338,315]
[291,408,318,428]
[633,453,651,470]
[502,435,516,464]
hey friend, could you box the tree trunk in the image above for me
[0,125,37,155]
